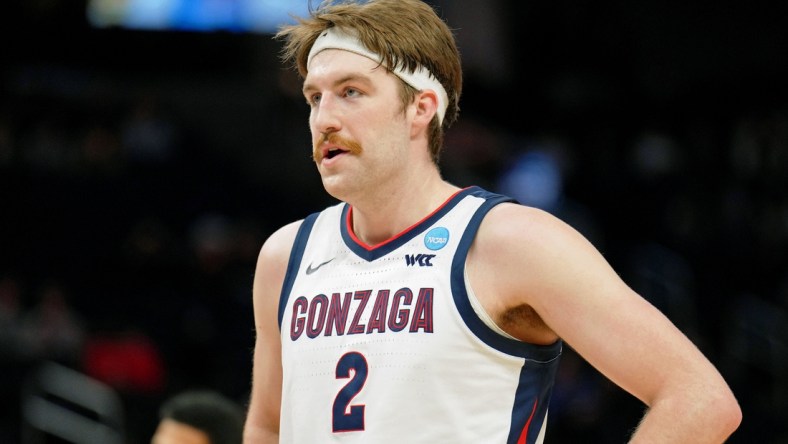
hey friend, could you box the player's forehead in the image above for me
[304,49,388,88]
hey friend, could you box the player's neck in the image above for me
[348,177,459,247]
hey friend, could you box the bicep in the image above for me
[486,206,709,406]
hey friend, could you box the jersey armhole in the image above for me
[277,212,320,329]
[464,262,519,340]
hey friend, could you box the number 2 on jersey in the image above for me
[332,351,367,432]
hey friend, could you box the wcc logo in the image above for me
[405,253,435,266]
[405,227,450,267]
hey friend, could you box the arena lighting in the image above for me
[86,0,311,34]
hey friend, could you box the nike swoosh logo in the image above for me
[306,258,334,275]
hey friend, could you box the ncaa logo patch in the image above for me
[424,227,450,251]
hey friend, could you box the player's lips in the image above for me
[321,145,349,161]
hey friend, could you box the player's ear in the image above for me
[412,89,438,132]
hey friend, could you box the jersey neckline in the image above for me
[340,186,479,261]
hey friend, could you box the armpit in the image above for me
[499,304,558,345]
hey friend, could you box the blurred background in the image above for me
[0,0,786,443]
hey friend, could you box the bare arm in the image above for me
[471,204,742,443]
[243,221,302,444]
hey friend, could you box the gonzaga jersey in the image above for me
[278,186,562,443]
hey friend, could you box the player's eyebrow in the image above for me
[302,72,375,96]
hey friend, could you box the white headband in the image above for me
[306,27,449,124]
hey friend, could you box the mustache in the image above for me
[313,133,363,162]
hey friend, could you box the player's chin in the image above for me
[321,175,356,200]
[320,175,344,196]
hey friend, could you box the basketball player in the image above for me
[243,1,742,442]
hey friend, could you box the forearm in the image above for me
[243,400,281,444]
[243,396,281,444]
[628,393,742,443]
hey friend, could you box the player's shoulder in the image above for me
[485,201,566,233]
[479,201,583,253]
[258,219,304,262]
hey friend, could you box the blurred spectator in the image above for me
[152,389,245,444]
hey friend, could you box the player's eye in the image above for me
[344,88,361,98]
[307,93,322,106]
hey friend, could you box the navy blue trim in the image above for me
[450,188,562,361]
[506,361,560,444]
[450,187,562,443]
[340,187,482,262]
[278,212,319,329]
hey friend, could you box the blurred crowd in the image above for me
[1,70,786,442]
[1,1,787,442]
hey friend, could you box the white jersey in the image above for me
[278,186,562,443]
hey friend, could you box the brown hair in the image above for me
[275,0,463,163]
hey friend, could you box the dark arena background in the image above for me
[1,1,786,443]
